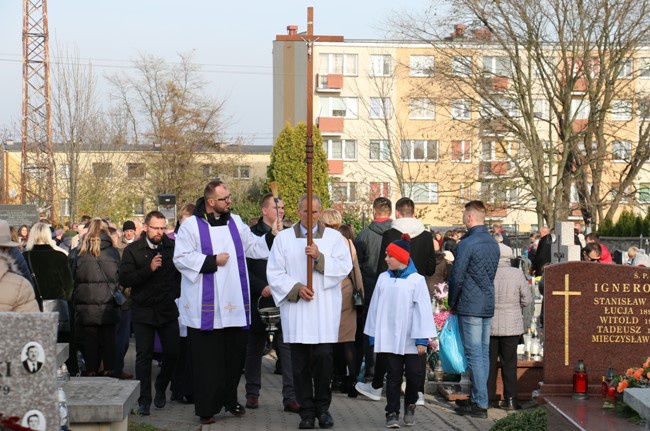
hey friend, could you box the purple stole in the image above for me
[196,216,251,330]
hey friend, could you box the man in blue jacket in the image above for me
[448,201,499,419]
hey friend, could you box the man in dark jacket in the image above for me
[449,201,499,419]
[532,226,552,276]
[353,197,391,383]
[120,211,181,416]
[243,193,299,413]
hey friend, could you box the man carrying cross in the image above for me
[173,180,281,425]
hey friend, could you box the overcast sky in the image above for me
[0,0,432,146]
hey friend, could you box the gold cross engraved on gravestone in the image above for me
[224,302,237,313]
[552,274,581,366]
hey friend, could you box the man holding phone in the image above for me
[120,211,182,416]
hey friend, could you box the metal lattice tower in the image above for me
[22,0,54,221]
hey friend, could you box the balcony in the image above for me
[316,74,343,92]
[572,119,588,134]
[479,160,510,177]
[491,76,509,91]
[328,160,344,175]
[317,117,344,135]
[481,117,510,135]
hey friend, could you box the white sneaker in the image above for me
[355,381,382,401]
[416,392,425,406]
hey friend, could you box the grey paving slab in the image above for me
[125,337,508,431]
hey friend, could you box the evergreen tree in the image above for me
[267,122,330,221]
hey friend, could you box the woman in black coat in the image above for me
[72,218,121,377]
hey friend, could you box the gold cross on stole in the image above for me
[224,302,237,313]
[551,274,581,366]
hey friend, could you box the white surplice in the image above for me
[267,224,352,344]
[364,271,437,355]
[173,213,270,329]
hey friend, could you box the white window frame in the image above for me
[483,56,512,77]
[323,139,357,161]
[451,99,471,120]
[235,165,250,180]
[318,97,358,119]
[612,140,631,162]
[369,97,392,119]
[318,53,358,76]
[369,139,390,161]
[481,98,519,118]
[59,163,70,179]
[618,58,633,79]
[330,182,357,203]
[451,140,472,162]
[452,56,472,77]
[133,199,145,216]
[533,99,549,120]
[408,98,436,120]
[369,182,390,200]
[400,140,438,161]
[409,55,434,77]
[639,183,650,203]
[370,54,392,77]
[640,58,650,78]
[570,99,590,120]
[403,182,439,204]
[60,198,70,218]
[611,99,632,121]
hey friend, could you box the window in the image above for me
[319,97,358,119]
[533,99,548,120]
[481,98,519,118]
[330,182,357,202]
[127,163,145,179]
[612,140,631,162]
[370,55,391,77]
[369,139,390,160]
[318,53,358,76]
[59,163,70,179]
[403,182,438,203]
[400,140,438,161]
[481,140,508,161]
[235,166,250,180]
[452,56,472,77]
[92,162,112,178]
[452,182,472,203]
[451,99,471,120]
[640,58,650,78]
[202,164,219,178]
[481,182,511,203]
[639,99,650,121]
[618,58,633,79]
[612,100,632,121]
[60,199,70,218]
[369,97,392,119]
[369,182,390,200]
[133,199,145,216]
[483,56,512,77]
[323,139,356,160]
[639,183,650,203]
[451,140,472,162]
[409,55,434,77]
[408,98,435,120]
[570,99,589,120]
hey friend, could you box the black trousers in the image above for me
[133,320,180,407]
[383,353,422,415]
[372,350,387,389]
[80,324,116,375]
[290,343,333,420]
[487,335,520,401]
[170,336,194,400]
[188,327,247,418]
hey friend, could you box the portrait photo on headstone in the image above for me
[21,342,45,374]
[21,409,46,431]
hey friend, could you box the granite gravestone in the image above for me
[0,205,39,228]
[0,312,58,430]
[542,262,650,395]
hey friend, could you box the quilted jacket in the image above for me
[491,255,532,336]
[448,225,499,317]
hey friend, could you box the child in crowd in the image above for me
[364,234,437,428]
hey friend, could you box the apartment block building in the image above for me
[273,25,650,231]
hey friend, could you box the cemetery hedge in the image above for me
[490,407,546,431]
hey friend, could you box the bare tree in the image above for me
[388,0,650,227]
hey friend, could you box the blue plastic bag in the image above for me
[439,314,467,374]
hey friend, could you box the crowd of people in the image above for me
[4,183,641,428]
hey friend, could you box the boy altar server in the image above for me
[364,234,437,428]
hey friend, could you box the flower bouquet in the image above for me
[427,283,451,378]
[606,357,650,423]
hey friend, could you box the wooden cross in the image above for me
[551,274,581,366]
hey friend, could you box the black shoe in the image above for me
[501,397,521,410]
[455,402,488,419]
[299,417,315,429]
[138,404,150,416]
[454,398,470,407]
[317,411,334,429]
[154,391,166,408]
[228,403,246,417]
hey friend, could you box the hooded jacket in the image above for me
[376,217,435,278]
[0,253,39,312]
[448,225,499,317]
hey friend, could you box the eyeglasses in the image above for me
[209,195,231,203]
[586,255,600,262]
